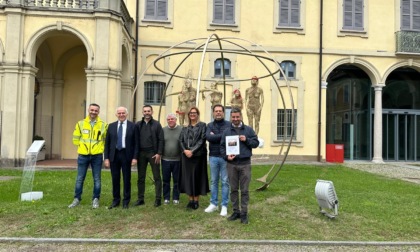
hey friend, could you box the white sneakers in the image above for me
[205,204,228,216]
[204,204,218,213]
[92,198,99,209]
[68,198,80,208]
[220,206,228,216]
[68,198,100,209]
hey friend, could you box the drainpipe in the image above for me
[317,0,324,162]
[133,0,139,121]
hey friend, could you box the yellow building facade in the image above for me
[1,0,419,166]
[0,0,135,165]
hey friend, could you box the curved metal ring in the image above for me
[131,34,295,191]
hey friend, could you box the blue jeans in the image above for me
[162,159,180,201]
[74,154,103,201]
[209,156,229,207]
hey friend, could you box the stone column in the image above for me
[86,13,123,122]
[121,80,133,111]
[321,81,328,160]
[35,78,54,159]
[372,83,385,163]
[1,65,38,166]
[52,79,64,159]
[0,7,39,166]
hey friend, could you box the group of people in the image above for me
[68,100,259,224]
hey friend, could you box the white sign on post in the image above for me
[27,140,45,154]
[20,140,46,201]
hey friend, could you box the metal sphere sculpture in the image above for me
[131,34,295,191]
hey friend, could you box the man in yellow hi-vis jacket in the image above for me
[68,103,108,209]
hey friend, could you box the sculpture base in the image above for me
[21,191,43,201]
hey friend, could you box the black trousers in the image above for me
[110,149,131,205]
[137,151,162,201]
[227,162,251,215]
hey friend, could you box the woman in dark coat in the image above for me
[179,106,209,210]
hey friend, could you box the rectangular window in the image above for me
[144,81,166,105]
[343,0,364,30]
[145,0,168,20]
[277,109,297,140]
[279,0,300,27]
[401,0,420,31]
[213,0,235,24]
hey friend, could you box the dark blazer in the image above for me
[104,120,137,162]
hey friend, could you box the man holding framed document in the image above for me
[220,107,259,224]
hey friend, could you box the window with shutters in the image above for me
[401,0,420,31]
[337,0,368,37]
[145,0,168,20]
[279,0,300,27]
[144,81,166,105]
[213,0,235,24]
[214,59,231,77]
[208,0,240,31]
[343,0,364,31]
[140,0,173,28]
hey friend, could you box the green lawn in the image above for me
[0,164,419,241]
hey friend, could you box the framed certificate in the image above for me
[225,135,240,155]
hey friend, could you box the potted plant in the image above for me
[33,135,46,161]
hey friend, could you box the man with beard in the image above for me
[134,105,164,207]
[221,107,259,224]
[204,104,230,216]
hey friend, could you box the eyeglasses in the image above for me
[189,112,198,115]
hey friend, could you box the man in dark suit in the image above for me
[104,106,137,209]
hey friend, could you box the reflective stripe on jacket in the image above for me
[73,116,108,155]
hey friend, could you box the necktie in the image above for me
[117,122,123,150]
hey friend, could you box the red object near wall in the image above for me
[326,144,344,163]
